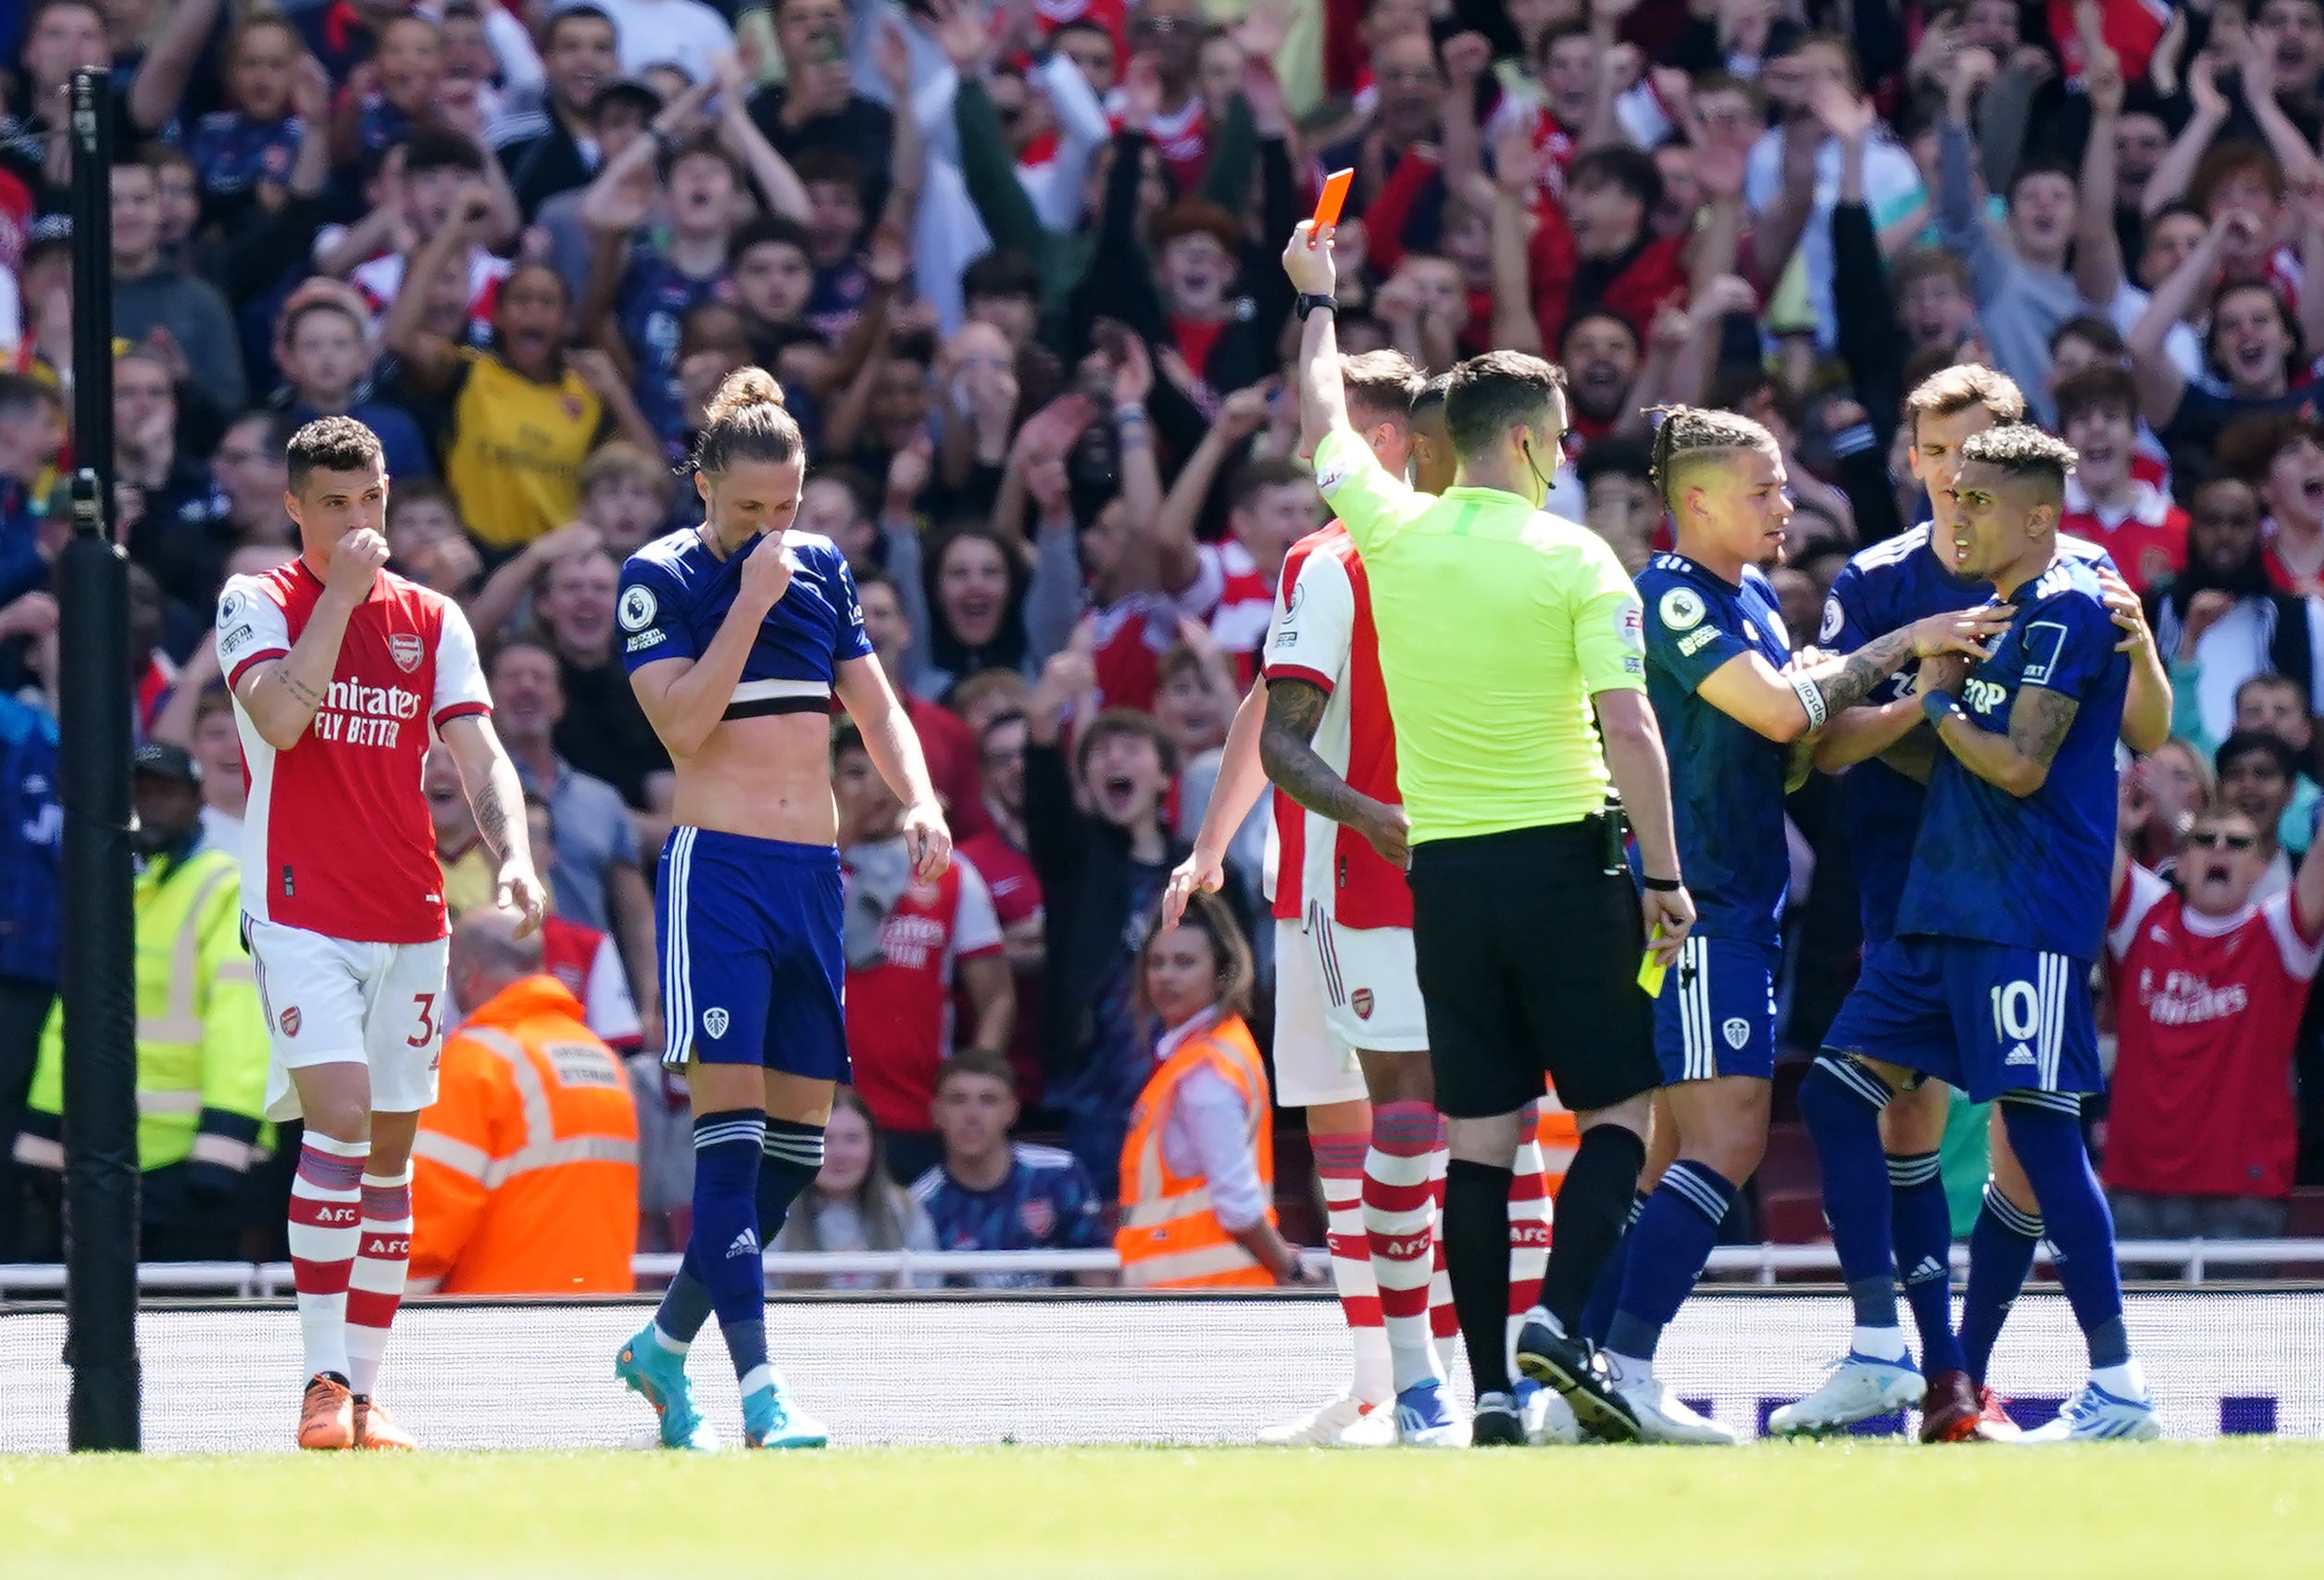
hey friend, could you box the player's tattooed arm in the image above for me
[1260,678,1408,867]
[469,774,515,864]
[1935,683,2080,797]
[1793,605,2016,727]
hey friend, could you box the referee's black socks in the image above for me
[1539,1123,1647,1335]
[1443,1159,1518,1396]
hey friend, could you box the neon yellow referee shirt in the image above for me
[1313,427,1647,845]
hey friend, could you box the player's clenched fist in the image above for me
[325,528,390,606]
[741,530,798,612]
[1907,603,2014,662]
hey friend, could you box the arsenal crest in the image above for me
[280,1006,301,1037]
[1351,988,1375,1021]
[388,633,424,673]
[1019,1198,1056,1239]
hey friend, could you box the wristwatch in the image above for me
[1294,293,1337,321]
[1919,689,1960,727]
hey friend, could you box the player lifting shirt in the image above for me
[218,416,546,1452]
[612,370,952,1452]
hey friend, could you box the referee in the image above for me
[1282,221,1693,1438]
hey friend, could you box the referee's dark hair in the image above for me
[1644,405,1780,510]
[1443,351,1567,458]
[1136,887,1256,1020]
[1956,423,2079,500]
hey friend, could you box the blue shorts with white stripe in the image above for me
[1652,934,1779,1085]
[1822,936,2100,1103]
[655,825,848,1081]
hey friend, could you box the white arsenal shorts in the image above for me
[248,918,452,1121]
[1271,908,1428,1109]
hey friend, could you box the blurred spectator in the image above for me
[520,791,643,1055]
[0,690,61,1262]
[1116,889,1307,1288]
[14,745,263,1262]
[2153,474,2324,747]
[1025,636,1193,1187]
[276,293,435,482]
[911,1049,1110,1286]
[381,172,657,551]
[2056,365,2187,593]
[857,568,984,838]
[836,720,1012,1181]
[112,152,246,420]
[2107,794,2324,1243]
[410,906,641,1295]
[2123,739,2216,879]
[531,545,673,839]
[2217,731,2303,902]
[957,705,1046,1095]
[113,345,229,632]
[491,5,620,219]
[770,1087,941,1289]
[188,686,244,851]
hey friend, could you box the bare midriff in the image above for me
[667,709,838,846]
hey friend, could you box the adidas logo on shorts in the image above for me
[2005,1043,2037,1067]
[728,1228,760,1259]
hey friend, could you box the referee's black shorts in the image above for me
[1407,819,1658,1120]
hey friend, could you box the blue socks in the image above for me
[1799,1055,1900,1333]
[678,1109,770,1388]
[1961,1180,2043,1385]
[1605,1162,1737,1365]
[1579,1192,1648,1347]
[1997,1097,2129,1371]
[756,1117,828,1241]
[1889,1151,1965,1376]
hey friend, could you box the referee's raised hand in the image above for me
[1282,220,1337,291]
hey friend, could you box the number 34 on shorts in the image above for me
[247,917,452,1122]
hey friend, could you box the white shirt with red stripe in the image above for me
[217,561,492,944]
[2104,864,2321,1199]
[1260,523,1411,933]
[350,245,511,343]
[2060,476,2189,595]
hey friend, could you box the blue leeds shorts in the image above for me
[656,825,847,1081]
[1822,936,2100,1103]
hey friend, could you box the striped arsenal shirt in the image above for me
[1259,523,1412,932]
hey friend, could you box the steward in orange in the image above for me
[409,906,639,1294]
[1116,892,1318,1289]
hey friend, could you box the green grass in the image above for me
[1,1442,2318,1578]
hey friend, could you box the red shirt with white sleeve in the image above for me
[2104,864,2321,1199]
[2060,477,2188,596]
[1259,523,1411,933]
[843,846,1006,1136]
[541,913,643,1052]
[217,560,492,944]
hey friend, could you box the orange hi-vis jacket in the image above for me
[1116,1013,1278,1289]
[409,974,640,1295]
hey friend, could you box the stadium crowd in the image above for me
[0,0,2318,1303]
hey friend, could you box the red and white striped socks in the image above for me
[346,1167,413,1398]
[1366,1101,1444,1393]
[1427,1141,1459,1379]
[287,1134,369,1383]
[1312,1131,1392,1408]
[1507,1113,1552,1350]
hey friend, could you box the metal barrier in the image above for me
[6,1239,2324,1300]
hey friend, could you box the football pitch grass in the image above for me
[3,1441,2320,1579]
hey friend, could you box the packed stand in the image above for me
[0,0,2320,1285]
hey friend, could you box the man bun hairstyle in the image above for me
[1443,350,1567,459]
[285,415,386,493]
[692,366,803,478]
[1644,404,1779,508]
[1957,423,2079,495]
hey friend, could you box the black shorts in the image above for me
[1407,821,1658,1120]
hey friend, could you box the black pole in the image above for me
[60,64,139,1453]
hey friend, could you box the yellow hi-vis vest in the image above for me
[20,845,269,1172]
